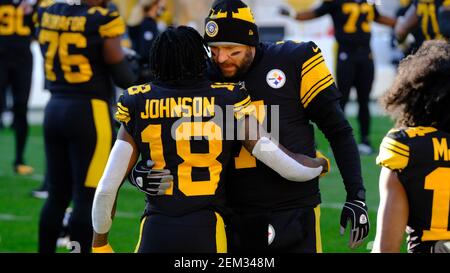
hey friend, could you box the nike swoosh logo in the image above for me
[312,47,319,53]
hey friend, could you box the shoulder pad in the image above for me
[376,129,410,171]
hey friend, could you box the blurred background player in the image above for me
[373,40,450,253]
[395,0,449,50]
[35,0,136,253]
[0,0,37,175]
[280,0,396,155]
[439,3,450,39]
[127,0,166,84]
[92,25,327,253]
[205,0,368,252]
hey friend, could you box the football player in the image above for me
[205,0,368,252]
[0,0,38,175]
[280,0,396,155]
[35,0,136,253]
[373,40,450,253]
[91,26,328,253]
[127,0,166,84]
[395,0,449,48]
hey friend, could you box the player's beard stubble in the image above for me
[217,47,254,80]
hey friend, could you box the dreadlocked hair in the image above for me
[149,26,209,83]
[381,40,450,132]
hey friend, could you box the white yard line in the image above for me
[115,211,141,219]
[0,214,32,221]
[321,202,377,212]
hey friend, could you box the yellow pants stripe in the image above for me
[215,212,227,253]
[134,216,147,253]
[84,99,112,188]
[314,205,323,253]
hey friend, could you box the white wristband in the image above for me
[251,137,323,182]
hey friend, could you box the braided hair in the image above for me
[149,26,209,83]
[381,40,450,132]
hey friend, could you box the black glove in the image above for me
[340,200,370,248]
[128,160,173,196]
[279,5,295,17]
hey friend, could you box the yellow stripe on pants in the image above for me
[84,99,112,188]
[215,212,227,253]
[314,205,323,253]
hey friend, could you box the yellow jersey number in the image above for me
[416,2,442,40]
[422,167,450,241]
[141,121,223,196]
[38,29,93,83]
[0,5,30,36]
[234,100,265,169]
[342,2,375,33]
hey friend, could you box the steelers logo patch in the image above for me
[266,69,286,89]
[205,21,219,37]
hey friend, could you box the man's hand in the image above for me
[92,243,114,253]
[340,200,370,248]
[129,160,173,196]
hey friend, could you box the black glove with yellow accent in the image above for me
[128,160,173,196]
[316,150,330,177]
[340,199,370,248]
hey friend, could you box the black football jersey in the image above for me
[35,0,125,100]
[315,0,381,47]
[0,0,36,47]
[209,41,341,210]
[116,80,254,216]
[413,0,446,44]
[377,127,450,252]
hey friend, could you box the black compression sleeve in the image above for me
[108,59,138,89]
[309,99,366,201]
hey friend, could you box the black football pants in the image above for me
[39,96,114,253]
[335,44,374,144]
[0,47,32,166]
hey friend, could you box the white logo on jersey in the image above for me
[266,69,286,89]
[360,214,368,224]
[136,177,143,188]
[268,224,275,245]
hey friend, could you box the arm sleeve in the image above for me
[108,59,138,89]
[308,98,366,201]
[298,41,340,109]
[314,0,335,17]
[373,4,381,21]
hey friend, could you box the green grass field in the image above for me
[0,116,401,253]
